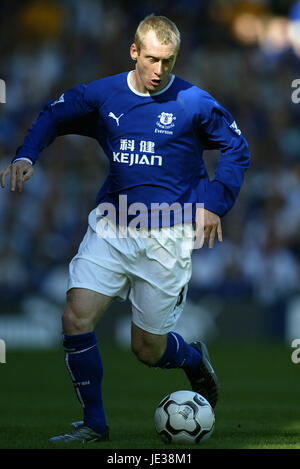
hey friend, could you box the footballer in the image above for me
[0,15,250,443]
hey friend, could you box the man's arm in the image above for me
[200,103,250,216]
[0,84,98,192]
[195,98,250,248]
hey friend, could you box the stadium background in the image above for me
[0,0,300,350]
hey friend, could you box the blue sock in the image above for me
[63,331,107,434]
[154,331,202,376]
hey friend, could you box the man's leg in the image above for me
[128,225,218,408]
[131,322,201,370]
[131,323,218,408]
[50,288,113,442]
[62,287,113,335]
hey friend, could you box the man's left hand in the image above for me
[194,207,223,249]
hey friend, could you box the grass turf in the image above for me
[0,342,299,450]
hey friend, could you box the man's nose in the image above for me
[154,61,163,76]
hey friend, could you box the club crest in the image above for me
[157,112,176,129]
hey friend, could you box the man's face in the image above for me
[130,29,178,94]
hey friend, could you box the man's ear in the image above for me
[130,43,138,61]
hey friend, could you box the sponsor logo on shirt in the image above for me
[108,112,124,126]
[113,139,162,166]
[113,152,162,166]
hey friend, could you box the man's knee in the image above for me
[62,288,113,335]
[62,290,94,335]
[62,308,88,335]
[62,303,92,335]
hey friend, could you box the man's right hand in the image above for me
[0,160,34,192]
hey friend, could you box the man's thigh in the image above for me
[68,226,130,301]
[64,225,131,334]
[130,279,188,335]
[128,229,193,335]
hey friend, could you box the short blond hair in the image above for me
[134,14,181,53]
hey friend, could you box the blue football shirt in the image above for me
[13,71,250,227]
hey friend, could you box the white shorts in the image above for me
[67,209,194,335]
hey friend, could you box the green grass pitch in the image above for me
[0,342,299,450]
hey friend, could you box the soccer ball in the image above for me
[154,390,215,445]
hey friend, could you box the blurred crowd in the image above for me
[1,0,300,338]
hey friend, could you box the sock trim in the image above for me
[65,353,86,408]
[65,352,75,380]
[65,344,98,355]
[169,332,180,354]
